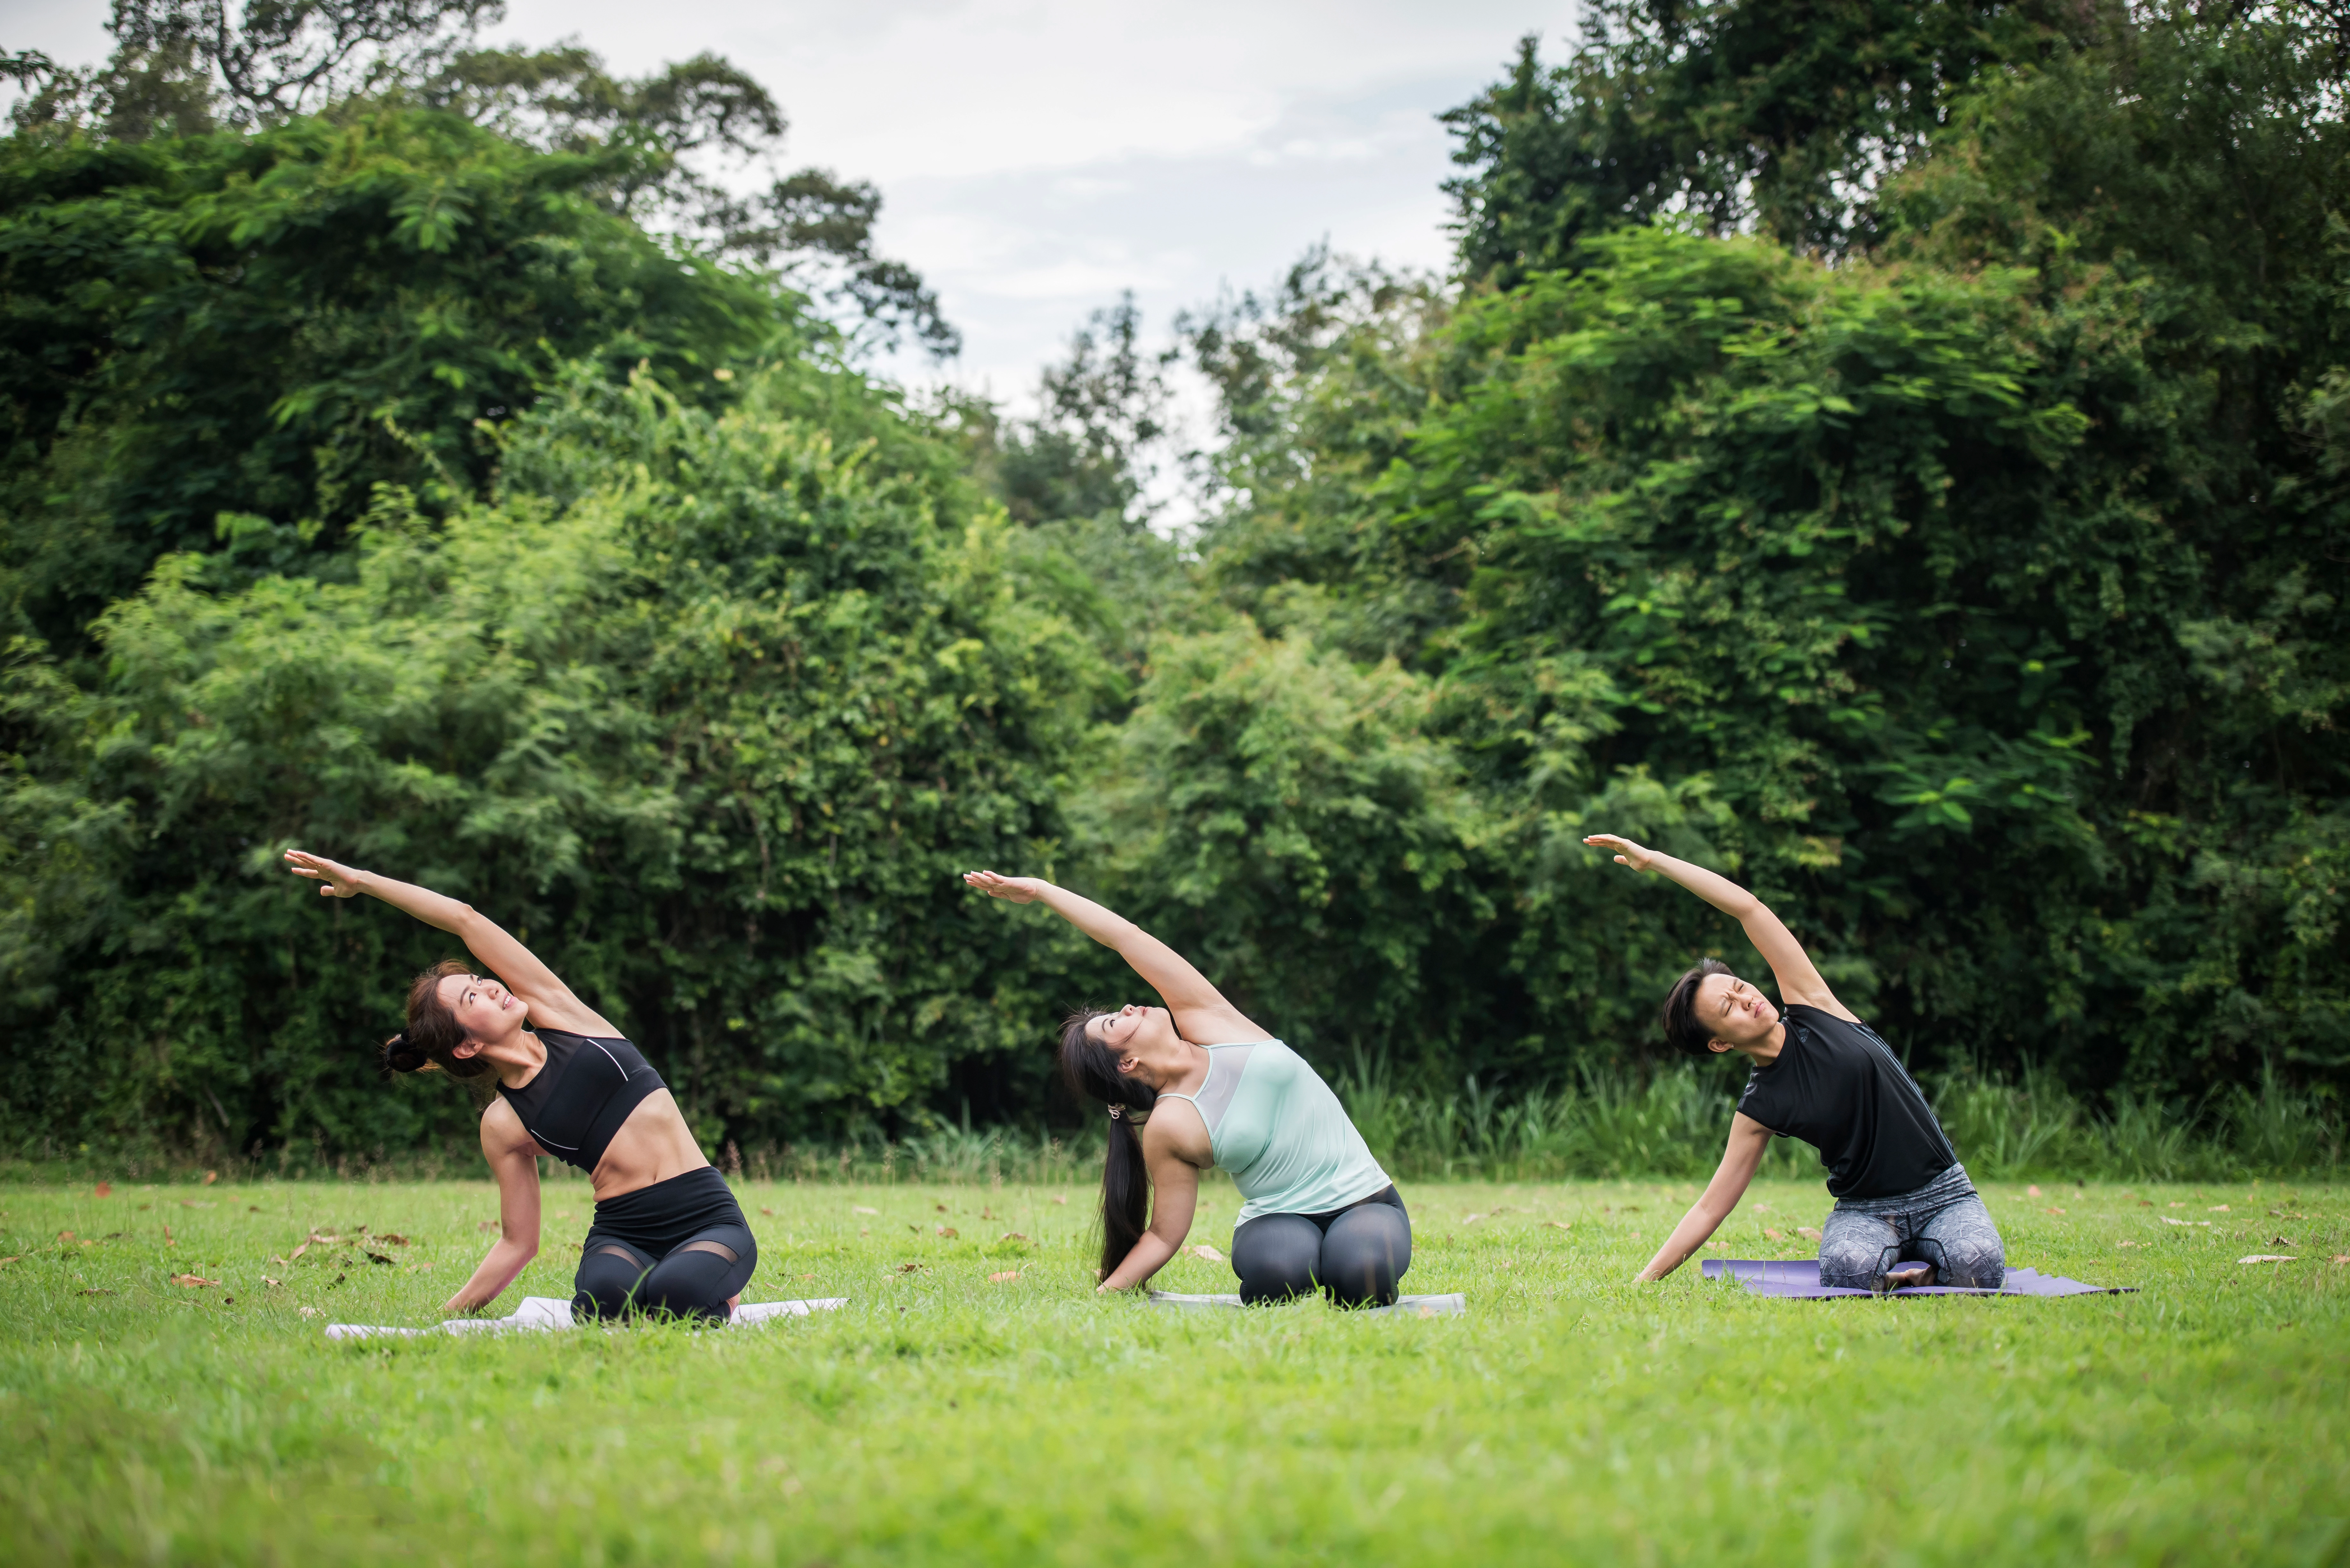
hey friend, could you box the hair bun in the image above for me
[381,1032,429,1074]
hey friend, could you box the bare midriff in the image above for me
[564,1089,710,1202]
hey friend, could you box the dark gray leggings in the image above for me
[1230,1185,1411,1307]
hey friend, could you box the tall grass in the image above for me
[1332,1054,2344,1185]
[4,1062,2338,1189]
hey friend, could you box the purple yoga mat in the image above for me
[1701,1259,2134,1298]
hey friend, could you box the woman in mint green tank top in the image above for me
[965,871,1411,1306]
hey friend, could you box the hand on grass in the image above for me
[963,870,1048,904]
[1583,833,1657,872]
[285,848,364,898]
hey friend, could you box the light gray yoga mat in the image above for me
[325,1294,847,1339]
[1150,1290,1467,1317]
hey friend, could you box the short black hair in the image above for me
[1660,958,1734,1057]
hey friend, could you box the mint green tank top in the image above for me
[1158,1040,1392,1224]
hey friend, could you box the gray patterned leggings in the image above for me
[1817,1164,2005,1290]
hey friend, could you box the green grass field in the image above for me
[2,1174,2344,1566]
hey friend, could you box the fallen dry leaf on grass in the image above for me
[2271,1235,2297,1247]
[2238,1255,2296,1265]
[761,1207,775,1217]
[2333,1255,2349,1265]
[377,1234,409,1246]
[1798,1226,1823,1241]
[1051,1196,1068,1206]
[1188,1244,1224,1263]
[162,1225,173,1247]
[57,1230,73,1242]
[201,1170,216,1185]
[365,1251,395,1266]
[476,1221,497,1232]
[896,1263,924,1274]
[286,1241,309,1264]
[0,1256,20,1266]
[171,1274,217,1287]
[2028,1185,2044,1197]
[988,1270,1020,1284]
[1000,1232,1031,1242]
[1764,1228,1785,1241]
[1461,1213,1484,1225]
[298,1306,317,1318]
[936,1225,959,1239]
[853,1206,878,1216]
[1546,1221,1573,1232]
[95,1182,111,1198]
[262,1276,281,1287]
[2117,1240,2139,1248]
[2047,1207,2067,1216]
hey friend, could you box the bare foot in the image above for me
[1882,1264,1933,1292]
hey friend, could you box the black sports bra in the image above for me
[496,1028,667,1174]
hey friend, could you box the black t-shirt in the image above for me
[1736,1003,1956,1200]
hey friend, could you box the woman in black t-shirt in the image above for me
[1584,833,2005,1291]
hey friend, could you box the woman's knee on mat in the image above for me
[1918,1215,2005,1287]
[573,1241,653,1320]
[1233,1214,1322,1304]
[639,1228,757,1320]
[1319,1205,1409,1308]
[1816,1211,1901,1288]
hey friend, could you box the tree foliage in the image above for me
[1165,1,2350,1096]
[2,366,1108,1155]
[6,0,2350,1161]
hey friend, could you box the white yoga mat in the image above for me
[324,1294,847,1340]
[1150,1291,1467,1317]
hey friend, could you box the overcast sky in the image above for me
[1,1,1573,407]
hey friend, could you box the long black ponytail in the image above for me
[1058,1006,1160,1281]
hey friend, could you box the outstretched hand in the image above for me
[284,848,363,898]
[962,870,1049,904]
[1582,833,1658,872]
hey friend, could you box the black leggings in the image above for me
[572,1165,758,1323]
[1230,1185,1411,1308]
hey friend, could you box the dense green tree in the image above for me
[1181,2,2350,1097]
[0,364,1110,1156]
[0,104,787,656]
[1441,1,2086,278]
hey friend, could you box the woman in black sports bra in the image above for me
[285,848,756,1321]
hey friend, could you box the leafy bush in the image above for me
[1,366,1109,1156]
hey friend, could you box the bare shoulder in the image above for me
[1144,1102,1215,1168]
[477,1093,536,1156]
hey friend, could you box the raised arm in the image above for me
[962,872,1267,1044]
[444,1104,542,1312]
[285,849,615,1036]
[1636,1113,1773,1282]
[1581,835,1851,1018]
